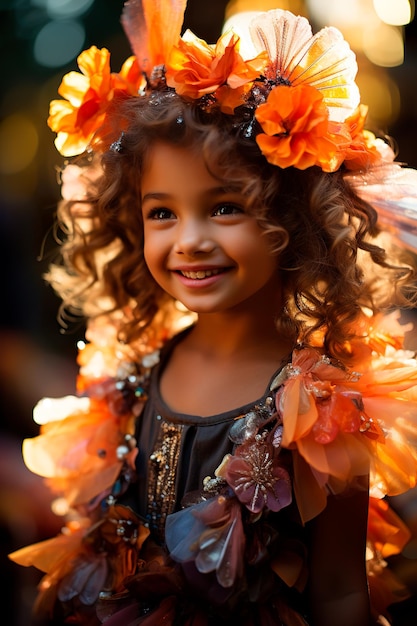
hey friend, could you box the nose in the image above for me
[173,217,216,256]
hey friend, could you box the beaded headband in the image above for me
[47,0,389,173]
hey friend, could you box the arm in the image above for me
[307,480,371,626]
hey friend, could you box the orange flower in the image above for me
[279,347,368,449]
[9,519,89,573]
[343,105,383,170]
[278,332,417,523]
[9,506,150,605]
[367,497,411,558]
[255,84,348,171]
[23,396,136,506]
[366,498,411,616]
[48,46,143,157]
[166,30,267,103]
[214,84,248,114]
[247,10,360,123]
[114,54,144,95]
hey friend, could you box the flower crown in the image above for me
[48,0,387,173]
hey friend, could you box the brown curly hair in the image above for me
[47,92,415,361]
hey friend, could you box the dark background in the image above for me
[1,1,417,624]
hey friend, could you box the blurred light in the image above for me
[33,19,85,67]
[308,0,373,28]
[0,114,39,175]
[31,0,95,18]
[363,23,404,66]
[307,0,381,50]
[357,69,400,126]
[223,12,265,55]
[47,0,95,19]
[225,0,307,20]
[373,0,413,25]
[51,497,70,516]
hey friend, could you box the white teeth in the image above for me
[181,269,221,279]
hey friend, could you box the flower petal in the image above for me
[255,83,342,170]
[121,0,187,73]
[249,9,359,121]
[166,495,245,588]
[166,30,265,101]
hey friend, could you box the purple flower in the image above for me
[58,552,108,605]
[223,442,292,514]
[166,495,245,588]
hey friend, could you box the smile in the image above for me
[179,269,223,279]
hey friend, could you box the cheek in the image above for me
[142,236,158,275]
[236,230,278,268]
[143,226,157,256]
[246,244,280,284]
[142,235,151,266]
[143,231,168,276]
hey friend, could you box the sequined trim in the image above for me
[147,418,184,541]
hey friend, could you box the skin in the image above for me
[141,141,292,414]
[140,141,371,624]
[141,142,281,319]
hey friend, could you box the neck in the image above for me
[176,277,294,360]
[186,308,289,359]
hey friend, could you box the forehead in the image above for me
[141,141,224,193]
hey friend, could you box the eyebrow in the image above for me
[141,186,242,203]
[141,192,171,203]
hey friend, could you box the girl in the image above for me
[10,1,417,625]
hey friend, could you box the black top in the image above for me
[134,333,284,539]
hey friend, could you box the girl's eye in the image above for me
[147,208,174,220]
[213,203,243,216]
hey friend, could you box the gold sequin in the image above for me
[147,419,183,541]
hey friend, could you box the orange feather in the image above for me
[121,0,187,73]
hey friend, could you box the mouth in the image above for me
[176,268,225,280]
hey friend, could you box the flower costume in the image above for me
[9,1,417,624]
[10,313,417,624]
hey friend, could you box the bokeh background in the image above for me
[1,1,417,624]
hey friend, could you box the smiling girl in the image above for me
[9,2,417,625]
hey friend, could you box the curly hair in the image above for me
[46,92,415,361]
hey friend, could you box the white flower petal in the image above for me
[33,396,91,425]
[248,9,360,121]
